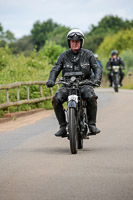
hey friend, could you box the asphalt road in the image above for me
[0,88,133,200]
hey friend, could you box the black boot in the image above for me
[87,97,101,135]
[52,97,67,137]
[55,126,67,137]
[89,124,100,135]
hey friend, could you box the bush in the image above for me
[120,50,133,69]
[0,44,12,70]
[39,41,66,65]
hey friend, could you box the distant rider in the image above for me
[106,50,125,87]
[46,29,102,137]
[94,54,103,69]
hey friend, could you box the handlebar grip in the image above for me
[55,81,69,86]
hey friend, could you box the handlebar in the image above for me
[107,66,125,70]
[55,80,99,87]
[79,80,99,87]
[55,81,69,86]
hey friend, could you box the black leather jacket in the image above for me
[48,48,102,81]
[106,57,125,70]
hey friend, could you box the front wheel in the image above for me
[68,107,78,154]
[113,75,119,92]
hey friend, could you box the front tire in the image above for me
[113,75,119,92]
[68,107,78,154]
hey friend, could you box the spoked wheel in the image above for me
[68,108,78,154]
[113,75,119,92]
[114,85,118,92]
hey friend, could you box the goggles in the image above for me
[68,32,84,39]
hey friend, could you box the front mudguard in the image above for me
[68,100,77,108]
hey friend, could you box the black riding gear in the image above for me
[55,126,67,137]
[106,57,125,86]
[46,80,55,88]
[89,125,100,135]
[48,48,102,136]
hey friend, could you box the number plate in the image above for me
[68,95,78,103]
[113,66,119,72]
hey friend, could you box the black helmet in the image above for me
[111,50,118,56]
[67,29,84,48]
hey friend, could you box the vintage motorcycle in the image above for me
[55,72,99,154]
[111,66,120,92]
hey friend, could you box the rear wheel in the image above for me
[68,108,78,154]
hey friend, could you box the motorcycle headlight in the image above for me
[113,66,119,72]
[71,76,76,82]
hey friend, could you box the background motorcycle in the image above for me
[111,66,120,92]
[55,72,99,154]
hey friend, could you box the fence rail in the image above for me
[0,81,55,109]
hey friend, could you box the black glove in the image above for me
[93,79,101,86]
[46,80,55,88]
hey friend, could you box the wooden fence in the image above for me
[0,81,56,109]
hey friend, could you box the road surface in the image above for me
[0,88,133,200]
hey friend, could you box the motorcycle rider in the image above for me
[94,54,103,69]
[46,29,102,137]
[106,50,125,87]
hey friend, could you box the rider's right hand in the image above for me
[93,79,101,86]
[46,80,55,88]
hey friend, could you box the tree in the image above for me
[97,28,133,57]
[0,23,16,48]
[47,26,70,48]
[39,40,66,65]
[31,19,59,50]
[85,15,133,52]
[0,23,4,40]
[10,35,34,55]
[4,30,16,43]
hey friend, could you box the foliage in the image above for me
[97,28,133,58]
[31,19,70,50]
[0,45,12,70]
[0,40,64,115]
[39,41,66,65]
[0,23,16,44]
[47,26,70,48]
[31,19,59,50]
[120,50,133,69]
[10,35,34,55]
[85,15,133,52]
[84,34,103,51]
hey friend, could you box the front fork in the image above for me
[65,100,78,138]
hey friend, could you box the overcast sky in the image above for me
[0,0,133,38]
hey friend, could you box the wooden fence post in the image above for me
[27,85,30,100]
[6,89,9,112]
[50,88,53,97]
[39,85,43,97]
[17,87,20,111]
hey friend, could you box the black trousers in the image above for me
[52,85,98,128]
